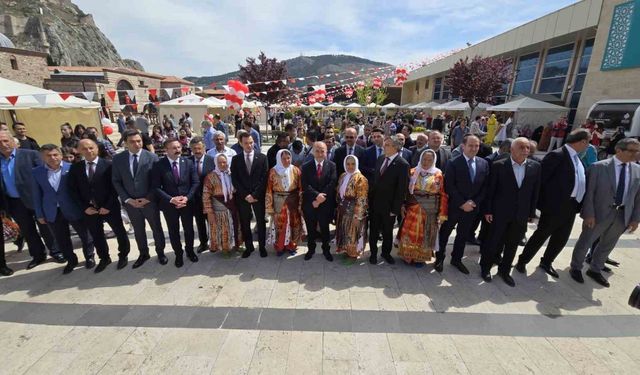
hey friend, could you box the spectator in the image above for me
[12,122,39,150]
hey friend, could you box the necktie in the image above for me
[316,162,323,178]
[347,147,352,156]
[615,163,626,206]
[132,153,139,176]
[197,159,202,176]
[380,157,390,175]
[467,158,475,182]
[377,147,382,158]
[573,154,586,202]
[246,154,252,175]
[88,161,95,181]
[172,161,180,184]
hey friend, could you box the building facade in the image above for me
[0,33,49,88]
[401,0,640,126]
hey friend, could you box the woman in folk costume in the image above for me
[265,149,304,256]
[335,155,369,264]
[202,153,242,255]
[484,113,498,145]
[398,149,448,267]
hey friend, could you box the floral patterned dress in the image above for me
[265,166,304,253]
[202,172,242,253]
[335,171,369,258]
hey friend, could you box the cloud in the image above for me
[73,0,576,77]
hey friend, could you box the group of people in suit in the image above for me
[1,125,638,291]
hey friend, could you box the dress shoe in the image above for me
[369,254,378,264]
[434,259,444,273]
[196,244,208,253]
[85,257,96,269]
[27,257,46,270]
[94,258,112,273]
[538,263,559,278]
[63,260,78,275]
[381,254,395,265]
[158,254,169,265]
[500,272,516,287]
[14,236,24,252]
[259,248,268,258]
[451,260,469,275]
[605,258,620,267]
[0,265,14,276]
[175,255,184,268]
[51,253,66,263]
[515,262,526,274]
[187,253,199,263]
[241,249,253,258]
[602,265,612,273]
[569,269,584,283]
[132,255,150,269]
[117,257,128,270]
[304,251,315,261]
[324,252,334,262]
[481,271,492,282]
[586,269,610,287]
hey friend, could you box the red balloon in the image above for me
[103,126,113,135]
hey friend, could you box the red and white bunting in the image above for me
[125,90,136,100]
[32,94,47,106]
[82,91,95,101]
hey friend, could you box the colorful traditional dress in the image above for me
[202,156,241,253]
[398,150,448,263]
[335,155,369,258]
[265,149,304,254]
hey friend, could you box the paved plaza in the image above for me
[1,216,639,374]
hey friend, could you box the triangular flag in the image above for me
[6,96,19,105]
[164,88,174,97]
[281,80,287,84]
[196,86,202,91]
[180,87,189,93]
[82,91,95,101]
[148,88,157,97]
[222,85,229,91]
[32,94,47,106]
[119,104,127,110]
[125,90,136,100]
[106,90,117,101]
[59,92,72,101]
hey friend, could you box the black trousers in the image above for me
[438,211,478,263]
[480,218,527,274]
[85,207,130,260]
[193,197,208,246]
[0,219,5,267]
[124,201,165,257]
[237,199,266,252]
[162,203,195,256]
[519,200,579,266]
[50,209,94,263]
[304,207,331,253]
[6,197,46,260]
[369,210,395,257]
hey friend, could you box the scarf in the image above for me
[339,155,360,199]
[274,149,293,190]
[409,149,439,194]
[214,154,233,202]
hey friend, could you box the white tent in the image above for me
[366,103,380,108]
[309,102,325,108]
[382,103,399,108]
[409,101,439,110]
[159,94,227,133]
[346,103,362,110]
[400,103,414,108]
[0,77,100,145]
[487,96,569,134]
[444,101,492,117]
[326,103,344,109]
[433,100,464,111]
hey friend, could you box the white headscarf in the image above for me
[339,155,360,199]
[274,148,292,190]
[214,153,233,202]
[409,149,439,194]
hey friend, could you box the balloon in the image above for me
[103,126,113,135]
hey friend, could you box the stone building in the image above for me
[0,32,49,87]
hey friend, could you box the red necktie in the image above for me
[316,163,322,178]
[380,157,390,175]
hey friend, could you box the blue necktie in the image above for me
[615,163,626,206]
[467,158,475,182]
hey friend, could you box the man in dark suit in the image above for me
[0,131,62,269]
[409,133,429,167]
[301,141,337,261]
[361,127,385,181]
[231,132,269,258]
[333,127,365,178]
[266,133,290,169]
[32,144,95,274]
[426,131,451,171]
[516,129,590,278]
[112,129,166,269]
[437,134,489,274]
[68,139,131,272]
[189,137,215,253]
[480,138,541,286]
[152,138,200,267]
[394,133,413,162]
[368,136,410,265]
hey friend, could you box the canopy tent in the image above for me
[346,103,362,111]
[0,77,101,145]
[308,102,325,109]
[443,101,492,118]
[409,101,439,110]
[487,96,569,135]
[159,93,227,133]
[381,103,399,108]
[366,103,380,108]
[326,103,344,109]
[432,100,464,111]
[400,103,414,108]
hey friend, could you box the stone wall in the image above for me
[576,0,640,123]
[0,48,49,87]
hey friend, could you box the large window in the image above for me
[568,39,594,123]
[538,43,574,98]
[441,77,451,101]
[512,53,539,95]
[433,77,442,100]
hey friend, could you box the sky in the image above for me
[74,0,577,78]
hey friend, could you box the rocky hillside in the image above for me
[0,0,143,70]
[185,54,390,87]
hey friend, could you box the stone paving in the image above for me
[1,214,640,374]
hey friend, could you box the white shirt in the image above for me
[206,146,236,160]
[565,144,586,202]
[129,151,142,177]
[85,157,99,178]
[511,157,527,188]
[46,164,62,192]
[314,159,325,170]
[613,156,631,203]
[167,156,181,175]
[193,156,204,175]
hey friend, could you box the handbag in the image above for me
[2,215,20,242]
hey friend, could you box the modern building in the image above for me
[401,0,640,126]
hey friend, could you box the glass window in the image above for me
[573,74,586,92]
[512,53,539,95]
[433,77,442,100]
[542,60,571,78]
[544,44,574,63]
[512,81,533,95]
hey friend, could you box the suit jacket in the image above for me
[32,162,83,222]
[333,144,365,178]
[112,149,159,202]
[581,158,640,226]
[444,154,489,217]
[301,159,337,213]
[152,156,199,209]
[361,145,383,181]
[399,147,413,163]
[429,147,452,171]
[537,146,578,214]
[190,154,215,199]
[230,151,268,201]
[484,158,541,223]
[68,158,119,211]
[409,146,429,167]
[1,148,42,210]
[369,154,409,216]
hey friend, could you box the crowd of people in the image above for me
[0,112,639,292]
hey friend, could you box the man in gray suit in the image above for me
[570,138,640,287]
[112,129,166,268]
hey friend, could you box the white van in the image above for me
[586,99,640,138]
